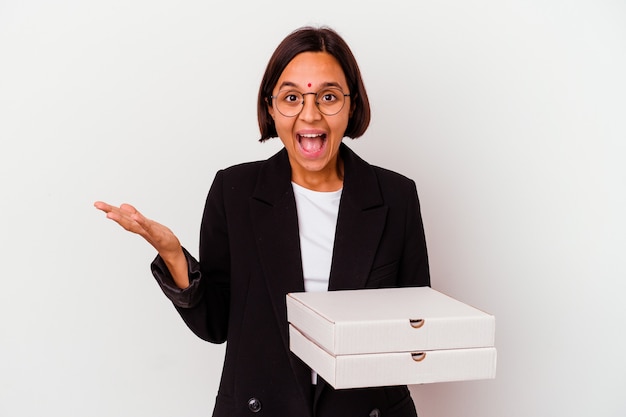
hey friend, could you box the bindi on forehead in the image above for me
[307,83,312,88]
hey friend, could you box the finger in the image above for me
[96,202,142,223]
[97,203,147,235]
[119,203,139,215]
[94,201,114,213]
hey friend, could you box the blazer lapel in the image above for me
[329,143,388,291]
[250,148,304,338]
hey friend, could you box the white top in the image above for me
[292,181,342,384]
[292,182,342,293]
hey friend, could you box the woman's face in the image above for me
[268,52,351,191]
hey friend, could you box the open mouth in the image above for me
[297,133,327,155]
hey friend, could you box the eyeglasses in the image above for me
[270,87,350,117]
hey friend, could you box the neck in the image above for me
[291,158,344,192]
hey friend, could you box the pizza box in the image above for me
[286,286,496,389]
[289,324,497,389]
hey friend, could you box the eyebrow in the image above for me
[276,81,344,91]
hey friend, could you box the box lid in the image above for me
[286,286,495,355]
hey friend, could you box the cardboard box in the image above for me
[286,286,497,389]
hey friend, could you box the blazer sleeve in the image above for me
[151,247,203,308]
[150,170,231,344]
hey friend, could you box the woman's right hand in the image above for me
[94,201,190,288]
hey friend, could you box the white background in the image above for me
[1,1,625,416]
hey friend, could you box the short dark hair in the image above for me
[257,26,371,142]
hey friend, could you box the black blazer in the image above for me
[152,143,430,417]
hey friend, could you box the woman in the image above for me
[95,26,430,417]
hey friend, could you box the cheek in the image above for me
[273,117,294,139]
[331,115,350,136]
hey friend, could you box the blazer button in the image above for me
[369,408,381,417]
[247,397,262,413]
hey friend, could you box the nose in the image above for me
[299,92,322,121]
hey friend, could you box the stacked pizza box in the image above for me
[287,286,497,389]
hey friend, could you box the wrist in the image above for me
[160,247,190,289]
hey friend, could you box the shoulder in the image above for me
[370,165,419,209]
[371,164,415,187]
[219,160,264,182]
[216,147,289,185]
[342,144,417,194]
[207,148,292,207]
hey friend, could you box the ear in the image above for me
[265,97,275,119]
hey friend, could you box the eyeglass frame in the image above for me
[269,87,351,117]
